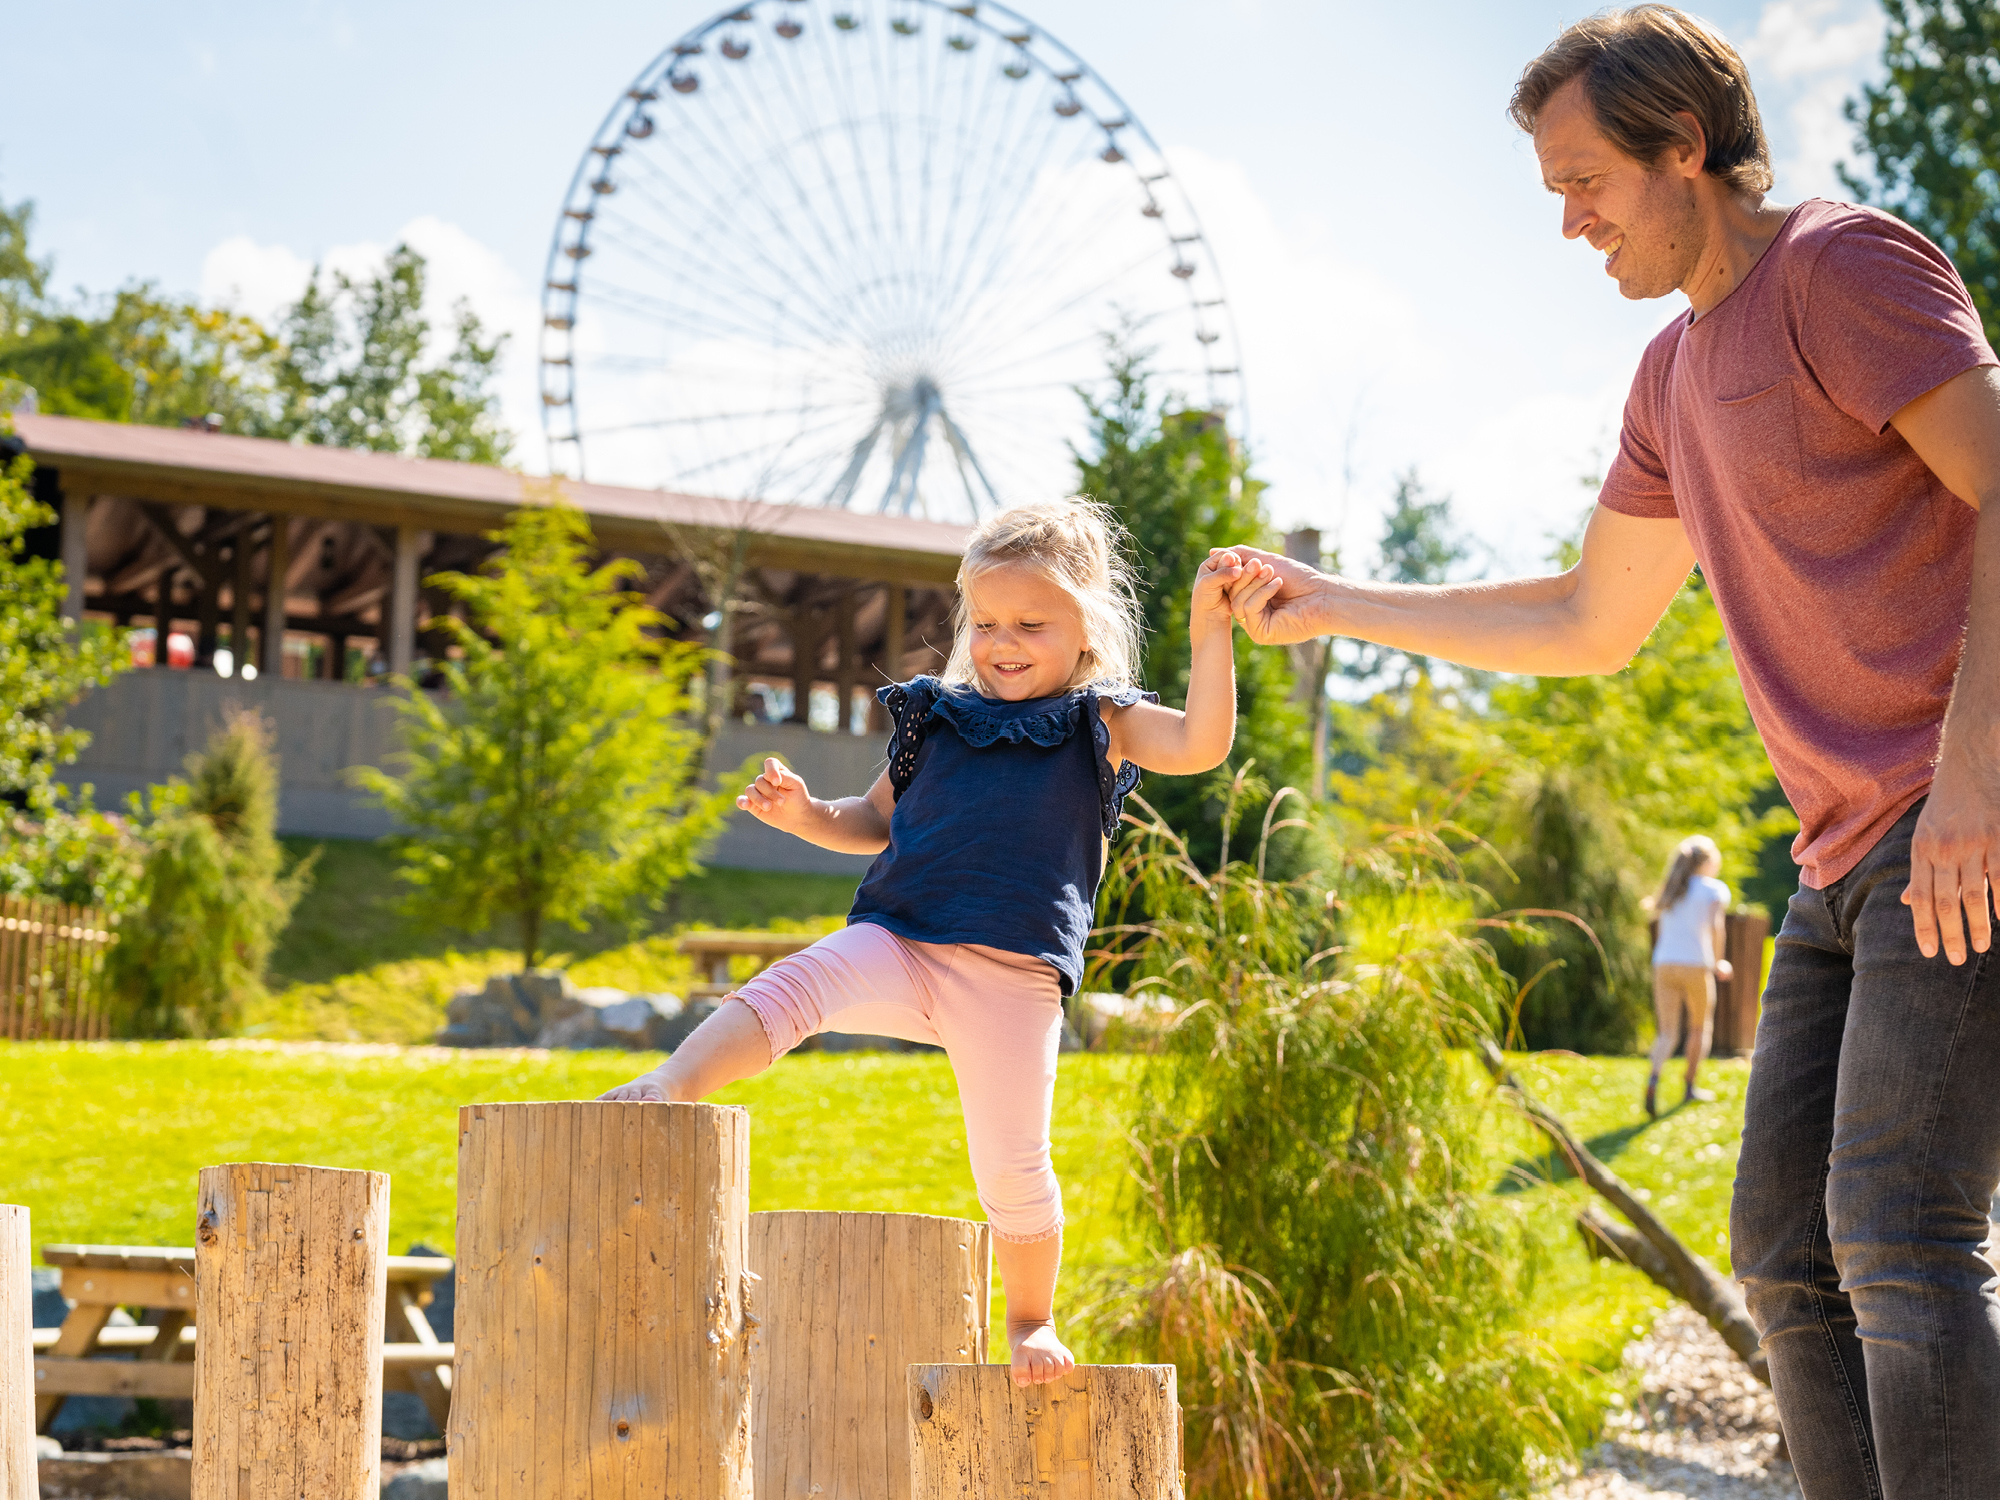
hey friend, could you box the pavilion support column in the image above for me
[261,517,289,680]
[328,634,348,683]
[788,609,826,725]
[155,567,176,669]
[835,591,859,733]
[60,491,89,635]
[230,535,252,678]
[869,584,908,733]
[195,557,223,669]
[388,525,419,678]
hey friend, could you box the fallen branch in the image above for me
[1478,1036,1768,1386]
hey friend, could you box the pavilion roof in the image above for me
[13,413,969,585]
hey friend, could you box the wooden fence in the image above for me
[0,895,115,1040]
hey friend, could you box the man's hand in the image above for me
[737,757,813,833]
[1903,761,1999,964]
[1212,545,1331,645]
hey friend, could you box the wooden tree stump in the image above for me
[909,1364,1182,1500]
[192,1162,390,1500]
[751,1211,990,1500]
[1,1206,33,1500]
[451,1101,753,1499]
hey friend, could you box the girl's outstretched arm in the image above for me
[737,760,896,853]
[1105,551,1243,776]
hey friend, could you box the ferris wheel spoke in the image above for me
[943,207,1166,370]
[621,121,866,345]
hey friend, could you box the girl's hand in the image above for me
[1191,550,1247,638]
[737,758,813,832]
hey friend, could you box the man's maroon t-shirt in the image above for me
[1598,199,1996,888]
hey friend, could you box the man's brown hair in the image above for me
[1509,5,1773,195]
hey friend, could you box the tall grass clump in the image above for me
[1081,780,1592,1499]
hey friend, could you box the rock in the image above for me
[440,969,580,1047]
[531,988,685,1051]
[653,998,717,1052]
[382,1390,439,1441]
[383,1456,450,1499]
[37,1434,63,1459]
[32,1265,67,1326]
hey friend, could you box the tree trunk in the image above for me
[752,1211,990,1500]
[0,1206,33,1498]
[452,1101,754,1499]
[192,1163,390,1500]
[908,1364,1182,1500]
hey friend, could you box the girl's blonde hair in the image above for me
[1647,834,1721,915]
[942,496,1144,695]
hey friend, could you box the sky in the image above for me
[0,0,1889,574]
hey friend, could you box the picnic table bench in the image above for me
[678,930,816,1000]
[33,1243,456,1432]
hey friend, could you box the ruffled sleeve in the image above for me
[876,677,944,799]
[1085,684,1160,838]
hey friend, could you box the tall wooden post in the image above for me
[908,1365,1182,1500]
[752,1212,989,1500]
[452,1101,753,1500]
[155,566,176,669]
[834,593,859,734]
[388,524,420,677]
[884,584,906,683]
[192,1163,389,1500]
[261,516,289,679]
[230,535,253,678]
[60,491,89,634]
[1,1206,33,1499]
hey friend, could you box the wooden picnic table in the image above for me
[33,1243,455,1432]
[677,929,816,1000]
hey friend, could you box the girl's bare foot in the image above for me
[597,1064,692,1102]
[1008,1319,1076,1387]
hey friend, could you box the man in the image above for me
[1220,6,2000,1495]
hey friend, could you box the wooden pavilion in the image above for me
[15,413,969,870]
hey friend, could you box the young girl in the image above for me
[1644,834,1735,1119]
[601,496,1262,1386]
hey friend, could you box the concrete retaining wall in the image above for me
[63,673,881,875]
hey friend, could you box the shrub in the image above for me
[1082,781,1591,1499]
[105,710,307,1037]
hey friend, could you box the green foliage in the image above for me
[1841,0,2000,347]
[265,244,511,462]
[0,438,133,907]
[0,201,508,461]
[358,500,736,970]
[1074,340,1310,868]
[104,711,307,1038]
[0,445,129,806]
[1329,557,1792,1053]
[1083,788,1590,1497]
[1338,469,1477,692]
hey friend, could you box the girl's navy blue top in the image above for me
[848,675,1157,995]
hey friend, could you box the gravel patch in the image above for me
[1543,1304,1798,1500]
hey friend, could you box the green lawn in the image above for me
[253,840,862,1045]
[0,1038,1744,1375]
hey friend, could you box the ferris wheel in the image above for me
[540,0,1245,521]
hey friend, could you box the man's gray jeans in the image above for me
[1732,800,2000,1498]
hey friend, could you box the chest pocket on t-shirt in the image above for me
[1709,380,1803,504]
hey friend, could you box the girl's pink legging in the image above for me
[731,921,1065,1244]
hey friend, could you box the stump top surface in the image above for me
[459,1098,748,1119]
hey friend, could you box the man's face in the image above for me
[1535,77,1704,301]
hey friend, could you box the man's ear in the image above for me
[1668,111,1709,180]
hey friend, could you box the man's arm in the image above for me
[1221,504,1695,676]
[1889,364,2000,964]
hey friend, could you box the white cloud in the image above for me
[1735,0,1885,201]
[201,219,545,467]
